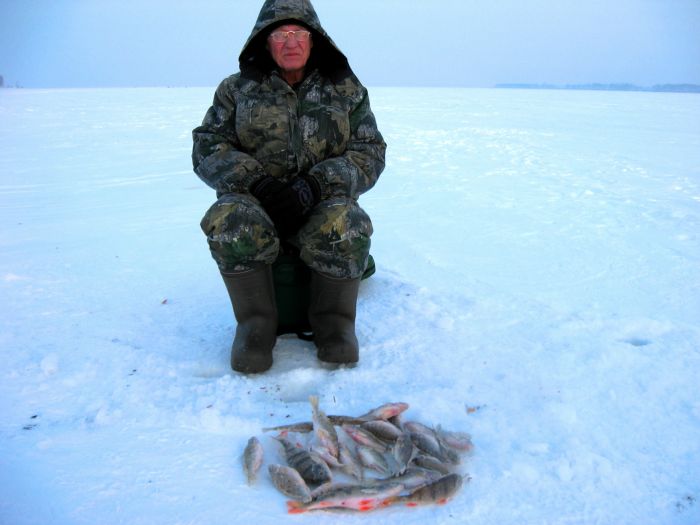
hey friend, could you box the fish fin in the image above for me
[309,395,319,411]
[286,501,306,514]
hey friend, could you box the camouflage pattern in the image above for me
[201,194,372,278]
[200,194,280,273]
[192,0,385,278]
[296,197,372,278]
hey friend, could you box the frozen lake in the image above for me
[1,86,699,524]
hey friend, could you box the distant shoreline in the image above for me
[2,83,700,93]
[495,83,700,94]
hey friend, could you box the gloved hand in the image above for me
[250,175,322,237]
[250,176,286,202]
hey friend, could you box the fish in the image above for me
[309,395,339,459]
[436,425,474,452]
[390,432,415,475]
[411,453,453,475]
[309,481,355,501]
[286,482,405,513]
[261,415,368,434]
[342,424,389,453]
[409,431,448,461]
[392,473,465,506]
[268,464,313,503]
[360,420,404,442]
[356,445,393,477]
[328,415,371,426]
[358,402,410,421]
[405,422,462,464]
[242,436,264,485]
[409,428,461,464]
[249,399,472,513]
[338,441,364,481]
[388,413,404,429]
[310,445,343,469]
[273,435,332,484]
[440,443,462,465]
[403,420,435,435]
[359,467,442,490]
[262,421,314,433]
[388,467,443,491]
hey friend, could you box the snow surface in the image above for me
[1,86,699,525]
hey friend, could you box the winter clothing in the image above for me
[200,194,372,278]
[192,0,385,277]
[251,174,321,237]
[308,271,361,364]
[221,265,278,373]
[192,0,384,371]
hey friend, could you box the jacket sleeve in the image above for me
[308,88,386,200]
[191,78,266,196]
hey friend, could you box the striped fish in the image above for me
[309,395,339,459]
[273,435,332,484]
[287,482,404,513]
[242,436,264,485]
[392,473,465,507]
[268,464,312,503]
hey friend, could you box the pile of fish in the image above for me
[242,397,473,514]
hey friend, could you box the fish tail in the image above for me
[380,496,399,509]
[286,500,307,514]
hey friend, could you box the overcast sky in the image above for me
[1,0,699,88]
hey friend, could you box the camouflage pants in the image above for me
[200,193,373,279]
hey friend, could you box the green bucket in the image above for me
[272,253,375,337]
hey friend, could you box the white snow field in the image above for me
[1,86,699,525]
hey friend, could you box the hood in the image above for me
[239,0,352,82]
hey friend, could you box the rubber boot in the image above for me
[308,271,361,364]
[221,265,278,373]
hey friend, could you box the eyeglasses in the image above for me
[269,30,311,43]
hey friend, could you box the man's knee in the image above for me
[200,193,279,272]
[298,198,373,278]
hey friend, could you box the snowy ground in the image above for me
[1,86,699,525]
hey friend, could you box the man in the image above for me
[192,0,386,373]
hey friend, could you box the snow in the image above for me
[1,86,699,525]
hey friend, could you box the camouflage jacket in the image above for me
[192,0,386,200]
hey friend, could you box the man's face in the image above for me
[267,24,313,74]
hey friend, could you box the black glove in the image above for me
[250,175,322,237]
[250,176,286,202]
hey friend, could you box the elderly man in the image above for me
[192,0,386,373]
